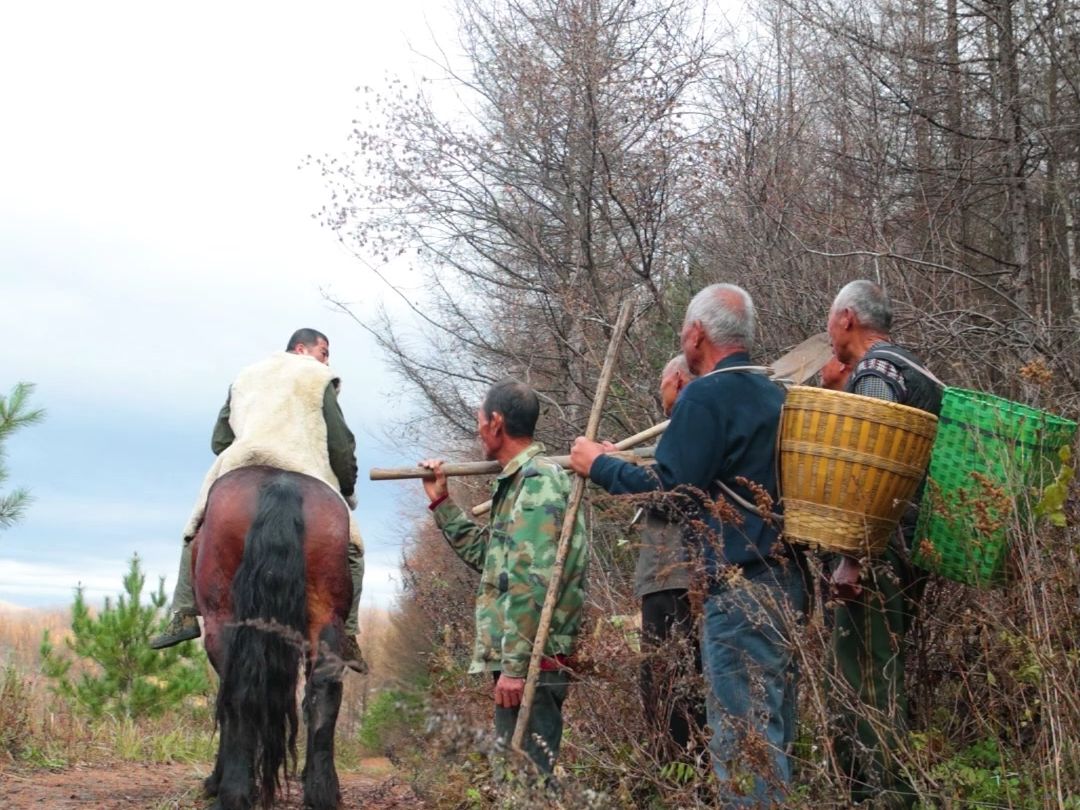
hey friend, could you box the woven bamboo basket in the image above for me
[779,386,939,555]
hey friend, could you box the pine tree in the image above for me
[40,554,210,718]
[0,382,44,530]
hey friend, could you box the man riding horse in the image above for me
[150,328,366,671]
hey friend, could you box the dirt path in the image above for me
[0,759,419,809]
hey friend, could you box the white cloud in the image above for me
[359,559,404,613]
[16,494,182,529]
[0,558,139,605]
[0,552,404,617]
[0,0,443,424]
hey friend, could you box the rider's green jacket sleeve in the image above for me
[323,384,357,498]
[210,390,234,455]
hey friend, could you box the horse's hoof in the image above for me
[203,775,220,798]
[210,794,252,810]
[302,791,342,810]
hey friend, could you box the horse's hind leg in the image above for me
[302,625,345,810]
[204,634,225,799]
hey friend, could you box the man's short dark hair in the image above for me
[285,328,329,352]
[483,379,539,439]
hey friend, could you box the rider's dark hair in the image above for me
[285,328,329,352]
[483,379,539,439]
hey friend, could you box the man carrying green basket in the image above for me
[826,280,944,807]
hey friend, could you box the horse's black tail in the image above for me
[216,473,307,809]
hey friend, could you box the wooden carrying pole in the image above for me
[471,330,831,516]
[370,460,506,481]
[511,298,635,753]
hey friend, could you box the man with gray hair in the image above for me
[571,284,805,806]
[827,280,943,806]
[635,353,705,758]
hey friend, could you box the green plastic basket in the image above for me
[913,388,1077,587]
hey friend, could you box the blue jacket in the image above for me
[589,352,787,584]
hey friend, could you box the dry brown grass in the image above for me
[0,608,69,668]
[0,608,75,760]
[0,605,397,776]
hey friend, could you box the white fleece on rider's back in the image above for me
[183,351,363,549]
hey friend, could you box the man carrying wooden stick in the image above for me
[418,378,587,776]
[570,284,806,807]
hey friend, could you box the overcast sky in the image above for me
[0,1,458,611]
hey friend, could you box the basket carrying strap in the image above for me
[701,365,770,377]
[715,478,784,523]
[702,364,791,390]
[870,349,946,390]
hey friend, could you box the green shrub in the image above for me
[919,739,1038,810]
[40,554,210,719]
[0,381,45,530]
[358,688,423,754]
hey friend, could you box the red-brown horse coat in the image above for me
[192,466,352,810]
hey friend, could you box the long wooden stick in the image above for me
[370,460,507,481]
[369,442,658,484]
[511,298,635,753]
[468,421,668,515]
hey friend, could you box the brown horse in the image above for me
[192,466,352,810]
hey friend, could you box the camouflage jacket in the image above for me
[431,443,588,678]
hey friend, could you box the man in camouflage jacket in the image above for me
[419,379,587,775]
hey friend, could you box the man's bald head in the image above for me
[662,354,691,379]
[659,353,694,415]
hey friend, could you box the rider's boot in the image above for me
[150,611,201,649]
[150,539,201,649]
